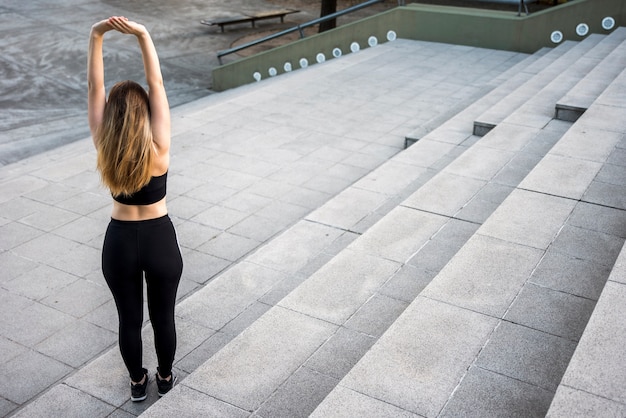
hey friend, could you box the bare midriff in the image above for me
[111,197,168,221]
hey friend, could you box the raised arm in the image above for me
[87,19,113,145]
[108,17,171,153]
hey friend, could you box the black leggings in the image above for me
[102,215,183,382]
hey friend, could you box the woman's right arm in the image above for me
[87,19,113,145]
[108,17,171,154]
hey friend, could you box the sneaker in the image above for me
[130,368,149,402]
[156,368,177,397]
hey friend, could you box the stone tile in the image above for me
[409,217,479,273]
[440,366,553,418]
[422,234,543,317]
[305,326,376,380]
[183,307,337,412]
[12,384,115,418]
[65,349,130,408]
[560,281,626,404]
[352,161,428,196]
[41,279,111,318]
[36,320,117,368]
[56,191,111,216]
[345,294,408,337]
[402,172,486,217]
[255,200,311,223]
[478,123,541,152]
[197,231,260,261]
[24,181,81,205]
[0,397,18,418]
[476,321,576,391]
[5,264,78,302]
[0,300,74,346]
[311,385,420,418]
[174,220,220,250]
[166,195,210,221]
[531,249,610,300]
[141,384,248,418]
[379,264,435,303]
[505,283,596,341]
[349,206,449,264]
[342,298,497,417]
[0,349,72,404]
[595,161,625,186]
[519,154,603,200]
[51,215,107,245]
[547,385,626,418]
[551,224,624,268]
[0,196,49,221]
[583,178,626,210]
[479,189,576,250]
[550,128,622,162]
[456,182,515,224]
[179,248,230,285]
[191,205,249,230]
[221,301,272,336]
[0,175,49,204]
[220,190,273,213]
[446,146,516,181]
[176,331,232,374]
[0,221,44,251]
[568,201,626,239]
[306,187,388,231]
[19,204,81,232]
[279,249,401,325]
[256,367,338,418]
[0,251,38,283]
[84,299,119,333]
[246,221,343,274]
[0,335,27,365]
[176,262,288,331]
[228,214,287,242]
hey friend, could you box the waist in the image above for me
[111,197,168,221]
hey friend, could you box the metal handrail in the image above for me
[216,0,387,65]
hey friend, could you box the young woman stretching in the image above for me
[88,16,183,402]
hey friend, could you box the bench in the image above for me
[201,9,300,32]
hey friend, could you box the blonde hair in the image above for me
[96,80,153,197]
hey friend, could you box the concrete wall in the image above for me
[212,0,626,91]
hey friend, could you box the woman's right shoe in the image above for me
[130,368,149,402]
[156,368,177,397]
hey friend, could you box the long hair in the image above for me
[96,80,153,197]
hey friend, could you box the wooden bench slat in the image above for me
[200,9,299,32]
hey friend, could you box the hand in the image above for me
[91,18,114,36]
[108,16,148,37]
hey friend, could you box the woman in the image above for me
[88,16,183,402]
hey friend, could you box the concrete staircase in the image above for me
[13,29,626,418]
[140,28,624,417]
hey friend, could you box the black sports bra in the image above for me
[112,172,167,205]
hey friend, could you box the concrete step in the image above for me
[546,64,626,417]
[312,60,626,418]
[556,27,626,122]
[138,44,583,416]
[9,39,528,417]
[403,46,547,148]
[473,29,621,136]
